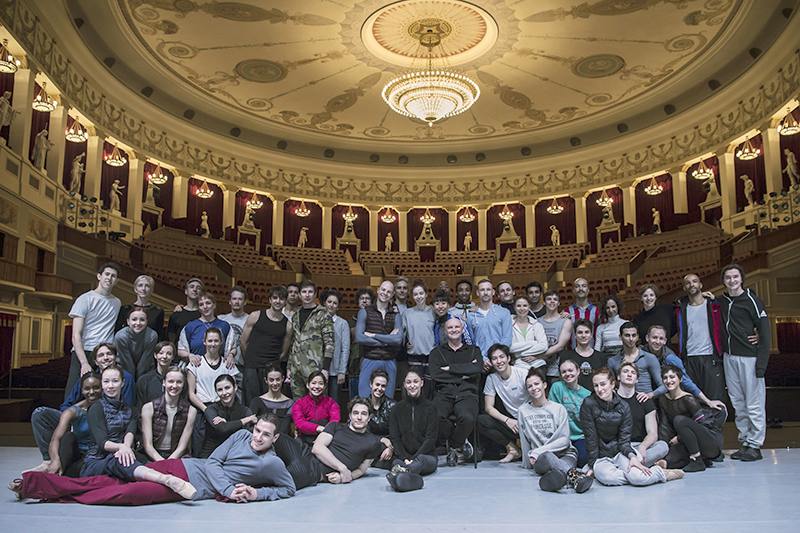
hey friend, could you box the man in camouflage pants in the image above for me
[288,279,335,398]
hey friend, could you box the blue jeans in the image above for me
[357,359,396,398]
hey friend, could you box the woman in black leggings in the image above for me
[388,368,438,476]
[658,365,725,472]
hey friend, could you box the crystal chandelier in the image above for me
[499,204,514,221]
[343,205,358,222]
[32,82,57,112]
[0,39,19,73]
[459,206,476,223]
[644,176,663,196]
[420,208,436,224]
[736,137,761,161]
[246,192,263,210]
[381,206,397,223]
[104,144,127,167]
[778,112,800,136]
[65,117,89,143]
[547,198,564,215]
[196,179,214,199]
[295,200,310,217]
[692,158,714,180]
[596,189,613,207]
[148,163,169,185]
[382,32,479,126]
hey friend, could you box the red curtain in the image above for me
[0,72,14,144]
[535,196,576,247]
[187,177,223,238]
[779,108,800,190]
[378,208,399,252]
[233,191,272,252]
[100,142,130,217]
[487,203,526,252]
[685,156,721,224]
[635,174,675,235]
[332,205,369,255]
[284,200,321,248]
[407,208,449,251]
[0,313,16,375]
[733,135,766,212]
[456,208,479,251]
[62,117,87,194]
[586,188,623,253]
[141,162,174,230]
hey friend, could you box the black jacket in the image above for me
[429,342,483,395]
[388,395,438,461]
[721,289,770,378]
[579,392,635,468]
[368,396,396,436]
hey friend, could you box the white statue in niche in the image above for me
[297,226,308,248]
[384,231,393,252]
[108,179,125,212]
[145,179,160,207]
[652,208,662,234]
[601,203,615,225]
[783,148,799,186]
[32,129,54,170]
[463,231,472,251]
[550,225,560,246]
[0,91,19,141]
[703,175,720,201]
[200,211,210,238]
[69,153,84,194]
[739,174,754,207]
[243,204,255,229]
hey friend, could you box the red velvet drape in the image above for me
[733,135,766,212]
[0,313,16,375]
[586,188,623,253]
[779,108,800,190]
[284,200,321,248]
[407,208,449,252]
[62,117,87,194]
[233,191,272,252]
[635,174,675,235]
[332,205,369,258]
[141,162,174,231]
[187,177,223,238]
[29,86,50,168]
[685,156,721,224]
[535,196,576,247]
[101,142,129,217]
[487,203,526,255]
[456,207,478,251]
[0,72,14,144]
[378,208,399,252]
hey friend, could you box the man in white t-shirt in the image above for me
[477,344,530,463]
[65,262,121,397]
[219,285,249,366]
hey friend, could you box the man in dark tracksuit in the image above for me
[429,317,483,465]
[720,265,770,462]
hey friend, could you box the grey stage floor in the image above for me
[1,446,798,533]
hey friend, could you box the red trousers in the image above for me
[20,458,189,506]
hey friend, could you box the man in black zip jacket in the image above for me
[720,264,770,462]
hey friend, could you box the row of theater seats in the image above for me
[636,263,718,292]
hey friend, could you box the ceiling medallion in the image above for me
[0,39,19,73]
[736,137,761,161]
[32,81,57,112]
[692,158,714,180]
[343,205,358,222]
[459,205,476,223]
[596,189,613,207]
[295,200,311,217]
[65,117,89,143]
[778,112,800,136]
[499,204,514,221]
[546,198,564,215]
[246,192,263,210]
[149,163,169,185]
[196,179,214,199]
[644,176,663,196]
[104,144,127,167]
[381,206,397,223]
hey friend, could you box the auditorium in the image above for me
[1,0,799,531]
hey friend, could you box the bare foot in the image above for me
[499,445,522,463]
[22,460,51,474]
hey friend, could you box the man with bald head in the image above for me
[355,280,405,397]
[567,278,599,348]
[675,273,726,401]
[429,317,483,465]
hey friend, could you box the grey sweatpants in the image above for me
[593,453,667,486]
[724,354,766,448]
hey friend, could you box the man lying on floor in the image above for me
[10,413,295,505]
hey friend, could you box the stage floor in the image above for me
[2,446,798,533]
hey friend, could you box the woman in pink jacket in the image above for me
[292,371,340,445]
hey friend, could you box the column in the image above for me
[221,184,235,235]
[8,68,35,159]
[761,125,784,195]
[476,205,487,250]
[84,136,103,201]
[172,173,188,219]
[127,156,145,238]
[525,202,535,248]
[449,208,457,251]
[672,167,688,214]
[46,106,67,183]
[272,195,285,246]
[717,150,737,233]
[621,181,636,233]
[321,202,334,249]
[369,207,378,251]
[573,193,587,244]
[398,209,408,251]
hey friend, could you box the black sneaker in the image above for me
[730,446,748,460]
[741,447,763,462]
[683,457,706,473]
[461,439,474,461]
[539,470,567,492]
[711,453,724,463]
[446,448,458,467]
[703,457,714,468]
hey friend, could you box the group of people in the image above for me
[9,261,770,504]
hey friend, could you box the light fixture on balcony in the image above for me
[0,39,19,73]
[420,208,436,224]
[343,205,358,222]
[32,82,57,112]
[499,204,514,221]
[295,200,310,217]
[778,112,800,136]
[644,176,663,195]
[596,189,613,207]
[381,206,397,223]
[546,198,564,215]
[246,192,263,210]
[459,206,476,223]
[196,179,214,199]
[103,144,127,167]
[692,158,714,180]
[148,163,169,185]
[736,137,761,161]
[65,117,89,143]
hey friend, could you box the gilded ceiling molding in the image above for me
[3,0,799,209]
